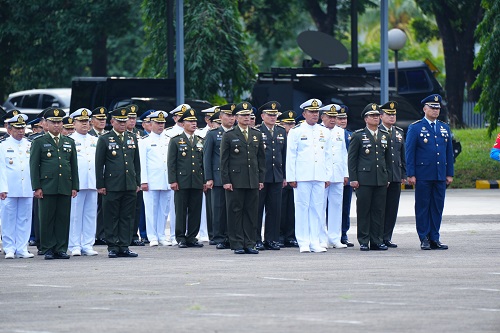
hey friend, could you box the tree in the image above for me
[473,0,500,136]
[416,1,483,128]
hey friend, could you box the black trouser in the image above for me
[95,193,105,240]
[132,190,143,241]
[257,182,282,242]
[103,190,137,252]
[205,189,213,239]
[355,185,386,245]
[226,188,258,249]
[341,184,352,241]
[174,188,203,243]
[38,194,71,254]
[280,186,295,242]
[383,182,401,241]
[31,197,41,249]
[211,186,228,243]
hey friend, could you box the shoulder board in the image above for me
[254,124,262,129]
[276,124,285,129]
[0,137,5,143]
[292,123,301,129]
[165,126,173,131]
[411,119,423,125]
[208,127,220,132]
[394,126,403,131]
[437,120,447,125]
[251,127,261,132]
[33,134,45,140]
[226,127,235,132]
[195,134,203,139]
[172,133,182,138]
[379,128,389,134]
[141,134,149,139]
[354,128,364,133]
[65,136,75,141]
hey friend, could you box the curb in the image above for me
[475,180,500,189]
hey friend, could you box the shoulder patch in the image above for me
[141,134,149,139]
[251,127,261,132]
[379,128,389,134]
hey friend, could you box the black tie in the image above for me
[431,122,435,132]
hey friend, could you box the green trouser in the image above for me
[355,185,387,245]
[38,194,71,254]
[103,190,137,252]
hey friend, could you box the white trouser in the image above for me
[1,197,32,255]
[143,189,171,242]
[320,182,344,245]
[69,189,97,251]
[168,191,176,241]
[294,181,325,250]
[198,194,208,239]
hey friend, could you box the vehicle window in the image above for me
[9,96,23,107]
[42,94,60,108]
[21,94,39,108]
[404,70,431,92]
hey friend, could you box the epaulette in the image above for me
[394,126,403,132]
[208,127,219,132]
[354,128,364,133]
[411,119,423,125]
[254,124,262,129]
[379,128,389,134]
[165,126,173,131]
[171,133,182,138]
[0,137,6,143]
[226,127,235,132]
[141,134,149,139]
[276,124,285,129]
[195,134,204,140]
[292,123,301,129]
[251,127,261,132]
[32,134,45,140]
[65,136,75,141]
[437,119,447,125]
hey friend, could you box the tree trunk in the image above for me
[91,34,108,77]
[305,0,338,35]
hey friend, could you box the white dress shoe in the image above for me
[149,240,159,247]
[310,246,327,253]
[16,252,34,258]
[299,246,311,253]
[170,239,178,246]
[5,252,15,259]
[82,249,98,256]
[198,236,210,242]
[330,241,347,249]
[158,240,171,246]
[71,249,81,256]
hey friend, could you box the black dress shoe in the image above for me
[44,250,54,260]
[284,239,299,248]
[118,249,138,257]
[244,247,259,254]
[263,241,280,250]
[360,244,370,251]
[277,240,285,247]
[130,239,145,246]
[108,250,118,258]
[94,238,107,245]
[186,241,204,248]
[341,239,355,247]
[370,243,388,251]
[37,250,44,256]
[384,240,398,248]
[54,252,70,259]
[141,238,150,244]
[28,240,37,246]
[255,241,265,251]
[420,238,431,250]
[216,242,227,249]
[234,248,245,254]
[209,240,217,246]
[178,241,188,248]
[430,240,448,250]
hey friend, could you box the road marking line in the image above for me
[353,282,403,287]
[261,277,306,281]
[27,284,71,289]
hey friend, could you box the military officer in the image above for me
[204,105,235,250]
[336,105,354,247]
[209,112,222,127]
[406,94,454,250]
[62,117,75,136]
[167,108,205,248]
[277,110,299,248]
[255,101,287,251]
[139,109,154,135]
[195,106,217,138]
[68,108,99,256]
[348,103,392,251]
[30,107,79,260]
[0,113,35,259]
[89,106,108,246]
[28,118,44,135]
[379,101,406,248]
[95,107,141,258]
[139,110,172,247]
[318,104,349,249]
[220,102,266,254]
[286,99,333,253]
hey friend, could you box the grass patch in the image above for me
[451,128,500,188]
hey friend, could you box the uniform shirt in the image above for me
[286,122,333,182]
[69,132,97,190]
[405,118,454,181]
[380,124,406,182]
[254,123,287,183]
[138,131,170,190]
[165,124,184,138]
[326,125,348,183]
[195,126,210,139]
[0,136,32,197]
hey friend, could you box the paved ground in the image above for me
[1,189,499,332]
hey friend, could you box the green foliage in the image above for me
[411,18,440,43]
[139,0,168,77]
[473,0,500,137]
[452,128,500,188]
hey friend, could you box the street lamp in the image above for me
[388,28,407,93]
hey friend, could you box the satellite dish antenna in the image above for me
[297,31,349,65]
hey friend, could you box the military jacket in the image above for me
[0,136,32,197]
[405,118,454,181]
[379,124,406,182]
[69,132,97,190]
[95,130,141,191]
[165,124,184,138]
[30,133,79,195]
[286,123,333,182]
[348,127,392,186]
[255,124,287,183]
[203,126,227,186]
[220,126,266,188]
[88,128,108,137]
[138,132,170,190]
[167,132,204,189]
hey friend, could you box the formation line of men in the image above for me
[0,93,454,259]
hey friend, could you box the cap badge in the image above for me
[100,108,105,114]
[181,105,187,112]
[312,100,318,107]
[231,104,236,111]
[243,102,248,109]
[131,106,136,112]
[434,95,439,101]
[54,109,60,116]
[82,110,88,116]
[341,107,345,112]
[390,102,395,109]
[190,110,195,116]
[18,115,25,123]
[68,118,73,124]
[330,105,335,111]
[121,109,126,116]
[288,111,293,118]
[159,113,165,119]
[13,110,19,116]
[215,107,220,112]
[371,104,377,111]
[271,103,276,109]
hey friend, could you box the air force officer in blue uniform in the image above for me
[406,94,454,250]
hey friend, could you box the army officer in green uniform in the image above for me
[30,107,79,260]
[95,107,141,258]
